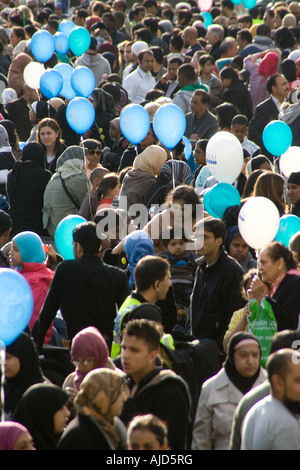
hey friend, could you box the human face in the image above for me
[110,385,128,417]
[9,30,19,47]
[177,72,187,89]
[193,143,206,166]
[72,357,95,375]
[167,238,186,257]
[258,249,284,283]
[263,11,275,29]
[121,334,158,383]
[205,29,217,46]
[9,240,22,267]
[229,236,249,263]
[190,94,206,116]
[86,148,102,169]
[296,61,300,78]
[53,404,70,434]
[287,182,300,205]
[197,229,222,263]
[233,342,260,377]
[5,352,21,378]
[124,45,132,62]
[129,429,168,450]
[140,128,156,149]
[167,62,179,81]
[201,60,214,77]
[14,432,35,450]
[280,359,300,413]
[220,76,232,89]
[39,125,59,150]
[156,270,172,301]
[231,124,248,143]
[272,75,290,100]
[139,53,154,73]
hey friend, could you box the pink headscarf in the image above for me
[258,52,279,78]
[71,326,109,390]
[0,421,29,450]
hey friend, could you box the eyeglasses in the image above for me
[72,358,93,367]
[88,150,102,155]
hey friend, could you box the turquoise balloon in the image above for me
[153,103,186,150]
[204,183,241,218]
[120,104,151,145]
[202,11,213,27]
[68,26,91,56]
[0,269,33,346]
[275,214,300,247]
[66,97,95,134]
[31,30,55,62]
[54,32,69,54]
[58,19,76,38]
[71,66,95,98]
[262,120,293,157]
[203,189,219,218]
[242,0,256,8]
[40,69,63,99]
[54,63,76,100]
[54,215,86,260]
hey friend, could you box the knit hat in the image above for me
[12,231,46,264]
[287,172,300,186]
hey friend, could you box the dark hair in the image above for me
[195,138,209,152]
[11,26,26,40]
[37,118,63,156]
[274,26,295,50]
[81,138,102,151]
[97,173,119,200]
[143,17,159,33]
[270,329,300,354]
[220,66,240,85]
[266,349,298,386]
[168,56,183,67]
[267,73,282,94]
[128,414,168,447]
[138,49,153,62]
[73,221,101,254]
[122,319,161,351]
[161,225,190,247]
[264,241,297,271]
[193,89,210,105]
[231,114,249,127]
[135,27,152,44]
[199,54,215,66]
[282,58,297,82]
[169,34,184,51]
[150,46,164,64]
[166,184,201,219]
[214,102,239,129]
[203,216,227,245]
[237,28,253,44]
[134,255,169,292]
[178,63,196,81]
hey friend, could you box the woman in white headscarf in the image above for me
[42,146,91,236]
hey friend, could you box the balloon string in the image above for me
[170,150,175,190]
[0,340,6,422]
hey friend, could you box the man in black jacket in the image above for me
[32,221,130,349]
[187,217,245,357]
[120,318,191,450]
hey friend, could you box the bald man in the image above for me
[181,26,203,57]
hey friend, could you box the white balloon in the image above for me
[206,131,244,184]
[238,197,280,250]
[279,146,300,177]
[23,62,45,90]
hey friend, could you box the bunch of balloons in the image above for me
[30,22,91,63]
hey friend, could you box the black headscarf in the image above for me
[13,383,69,450]
[22,142,45,168]
[223,332,261,395]
[4,332,47,418]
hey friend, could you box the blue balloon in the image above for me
[54,215,87,260]
[203,189,220,218]
[275,214,300,247]
[30,30,55,63]
[66,97,95,134]
[0,269,33,346]
[262,120,293,157]
[204,183,241,218]
[71,66,95,98]
[183,136,192,159]
[58,19,76,38]
[153,104,186,150]
[40,69,63,99]
[120,104,151,145]
[54,63,76,100]
[202,11,213,27]
[54,32,69,54]
[68,26,91,56]
[242,0,256,8]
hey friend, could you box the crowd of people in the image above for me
[0,0,300,452]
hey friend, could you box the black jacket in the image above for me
[248,97,279,160]
[188,247,245,351]
[32,254,130,349]
[222,81,253,121]
[120,367,191,450]
[265,272,300,331]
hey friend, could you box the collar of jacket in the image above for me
[196,245,226,268]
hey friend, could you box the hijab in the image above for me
[0,125,12,153]
[133,145,167,176]
[13,383,69,450]
[123,230,155,288]
[12,231,46,265]
[55,145,86,179]
[71,327,110,390]
[258,52,279,78]
[22,142,45,168]
[0,421,30,450]
[75,368,125,448]
[2,88,17,107]
[7,52,32,96]
[4,332,47,418]
[223,332,261,395]
[31,99,57,120]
